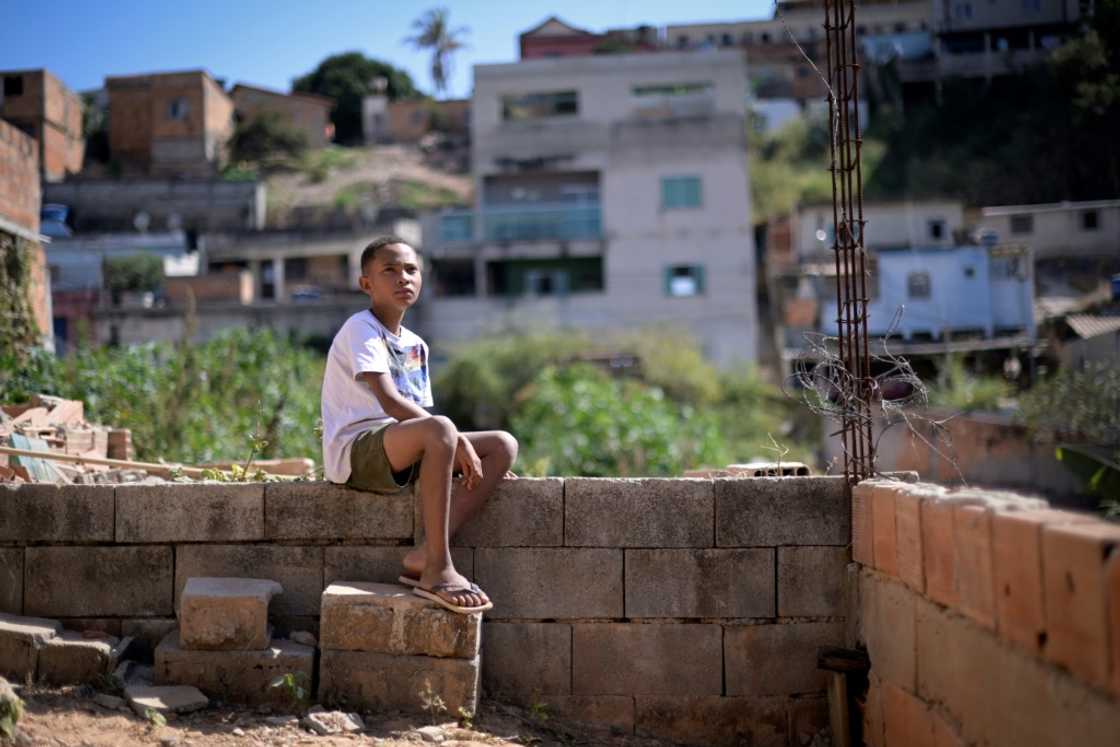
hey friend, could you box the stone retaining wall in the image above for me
[1,476,857,746]
[851,480,1120,746]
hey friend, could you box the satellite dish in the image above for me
[133,211,151,233]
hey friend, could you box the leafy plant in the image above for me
[0,684,23,739]
[103,254,164,296]
[144,707,167,729]
[0,233,42,360]
[456,706,474,729]
[229,112,308,167]
[418,679,447,724]
[269,672,310,710]
[928,356,1011,413]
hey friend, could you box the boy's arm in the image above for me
[358,372,429,422]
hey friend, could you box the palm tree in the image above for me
[404,8,469,98]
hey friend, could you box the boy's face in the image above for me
[359,243,423,312]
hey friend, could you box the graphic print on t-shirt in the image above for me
[382,333,429,406]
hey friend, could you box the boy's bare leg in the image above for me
[381,417,487,608]
[402,430,518,580]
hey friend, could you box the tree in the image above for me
[229,112,308,168]
[293,53,422,144]
[404,8,468,98]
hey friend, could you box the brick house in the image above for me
[105,70,234,177]
[230,83,334,149]
[0,68,84,182]
[384,98,470,143]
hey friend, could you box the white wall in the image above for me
[795,200,965,258]
[978,201,1120,260]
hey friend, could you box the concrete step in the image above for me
[320,581,480,659]
[0,611,62,681]
[154,630,314,707]
[319,648,480,716]
[38,630,121,686]
[179,577,282,650]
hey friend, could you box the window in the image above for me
[740,32,753,44]
[168,97,189,120]
[761,32,771,43]
[721,33,733,46]
[49,265,60,284]
[633,82,713,97]
[1081,209,1099,231]
[907,271,932,299]
[283,257,308,281]
[856,25,867,36]
[676,35,690,48]
[665,265,706,297]
[501,90,578,121]
[954,3,973,20]
[928,219,946,240]
[1023,0,1041,10]
[440,213,474,242]
[963,265,976,278]
[661,176,703,209]
[3,76,23,97]
[1010,214,1033,234]
[431,259,477,297]
[894,22,908,33]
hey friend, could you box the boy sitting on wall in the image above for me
[320,235,517,614]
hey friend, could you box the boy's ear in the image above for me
[358,274,372,293]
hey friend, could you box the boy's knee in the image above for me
[424,415,458,448]
[496,430,519,462]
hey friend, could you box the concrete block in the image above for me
[564,478,713,547]
[625,549,774,618]
[265,481,412,540]
[777,546,848,617]
[0,548,22,614]
[870,482,899,577]
[452,478,563,547]
[953,505,997,629]
[154,631,314,707]
[635,695,788,747]
[725,622,844,696]
[571,623,721,696]
[125,684,208,715]
[481,622,570,699]
[116,483,263,542]
[54,618,121,638]
[26,546,173,616]
[0,611,61,681]
[319,648,479,715]
[37,630,115,685]
[320,582,480,659]
[715,477,848,547]
[852,483,875,566]
[542,696,634,734]
[179,577,282,650]
[882,681,935,747]
[0,483,114,542]
[920,498,958,608]
[1041,522,1120,689]
[992,509,1092,653]
[175,545,323,617]
[861,569,916,692]
[324,545,473,587]
[475,548,622,619]
[788,695,830,746]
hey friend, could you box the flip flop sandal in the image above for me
[412,582,493,615]
[399,574,487,598]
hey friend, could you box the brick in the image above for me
[992,509,1093,652]
[1111,550,1120,698]
[894,489,925,592]
[861,570,916,691]
[635,695,787,747]
[625,549,774,618]
[715,477,848,547]
[0,611,61,681]
[179,577,282,651]
[175,545,323,617]
[863,673,885,747]
[0,483,114,542]
[920,498,958,607]
[931,710,964,747]
[953,505,996,629]
[481,622,570,699]
[882,682,935,747]
[0,548,22,614]
[1041,522,1120,689]
[852,483,875,566]
[543,696,634,735]
[870,483,899,577]
[154,631,314,707]
[572,623,721,696]
[26,546,173,616]
[264,481,411,540]
[324,545,473,586]
[320,581,480,659]
[116,482,263,542]
[37,631,115,685]
[475,548,622,619]
[778,546,848,617]
[564,478,712,547]
[725,622,844,696]
[319,649,479,715]
[452,478,563,546]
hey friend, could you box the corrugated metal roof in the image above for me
[1066,314,1120,339]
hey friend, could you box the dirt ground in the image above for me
[9,686,675,747]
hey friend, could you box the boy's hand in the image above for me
[455,435,483,490]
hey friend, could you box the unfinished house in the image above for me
[105,70,234,177]
[420,49,758,366]
[230,84,334,149]
[0,68,84,182]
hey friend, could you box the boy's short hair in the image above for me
[360,235,421,274]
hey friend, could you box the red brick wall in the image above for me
[0,119,41,233]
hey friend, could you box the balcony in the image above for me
[439,203,602,244]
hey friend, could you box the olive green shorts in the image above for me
[346,422,418,494]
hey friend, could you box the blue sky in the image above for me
[1,0,774,99]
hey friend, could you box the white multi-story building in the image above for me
[418,50,757,365]
[977,199,1120,261]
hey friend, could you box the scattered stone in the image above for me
[180,577,283,651]
[125,684,209,716]
[0,612,62,681]
[300,705,364,735]
[37,631,115,685]
[414,724,445,743]
[231,727,245,736]
[265,714,299,727]
[92,693,125,710]
[113,660,153,688]
[290,630,317,648]
[159,738,179,747]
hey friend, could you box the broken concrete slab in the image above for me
[125,684,209,716]
[300,706,364,735]
[37,631,115,685]
[319,582,480,659]
[0,612,62,681]
[179,577,282,651]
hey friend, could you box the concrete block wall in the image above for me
[0,476,856,746]
[852,480,1120,746]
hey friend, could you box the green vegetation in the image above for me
[927,356,1012,413]
[405,7,469,97]
[103,254,164,298]
[0,233,41,361]
[302,146,359,184]
[393,178,463,210]
[228,112,308,171]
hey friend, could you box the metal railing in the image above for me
[439,204,602,243]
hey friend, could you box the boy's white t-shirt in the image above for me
[321,309,433,483]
